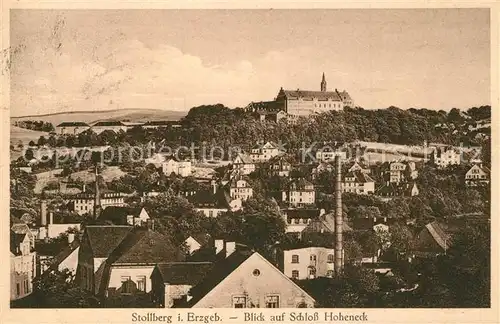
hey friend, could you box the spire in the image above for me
[321,73,327,92]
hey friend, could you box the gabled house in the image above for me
[314,144,347,163]
[77,225,186,307]
[229,176,254,202]
[282,208,324,233]
[376,182,419,199]
[162,158,192,177]
[347,161,371,174]
[342,171,375,194]
[267,155,293,177]
[282,179,315,207]
[413,221,453,258]
[178,248,315,308]
[249,141,285,163]
[465,164,490,186]
[10,230,36,301]
[232,153,256,175]
[43,237,80,276]
[311,162,334,179]
[150,262,214,308]
[97,206,151,226]
[183,233,213,255]
[186,189,231,217]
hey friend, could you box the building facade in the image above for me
[162,159,192,177]
[10,231,37,301]
[56,122,90,135]
[283,247,336,280]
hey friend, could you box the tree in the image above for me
[30,269,95,308]
[37,136,47,146]
[389,223,413,256]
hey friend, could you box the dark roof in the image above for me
[303,213,352,233]
[143,120,181,126]
[425,221,452,250]
[186,190,230,209]
[85,225,133,258]
[10,230,27,255]
[46,240,80,272]
[283,208,321,219]
[247,100,285,113]
[108,228,185,264]
[188,233,213,247]
[153,262,214,285]
[97,206,144,225]
[288,178,314,191]
[279,89,343,101]
[57,122,90,127]
[93,121,125,126]
[183,248,254,307]
[344,171,375,183]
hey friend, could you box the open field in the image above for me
[10,126,49,146]
[11,108,187,126]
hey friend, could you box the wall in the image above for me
[107,265,155,294]
[283,247,335,280]
[58,247,80,275]
[196,208,228,218]
[165,284,192,308]
[10,251,36,301]
[192,253,314,308]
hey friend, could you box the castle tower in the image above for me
[320,73,327,92]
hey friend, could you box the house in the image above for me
[347,161,371,174]
[56,122,90,135]
[97,206,151,226]
[10,230,36,301]
[432,146,462,168]
[283,247,336,280]
[342,171,375,194]
[186,189,231,217]
[162,158,192,177]
[465,164,490,186]
[376,182,419,199]
[150,262,214,308]
[384,161,418,184]
[301,212,352,239]
[267,155,293,177]
[282,209,324,233]
[91,121,128,134]
[67,191,126,216]
[311,162,334,179]
[413,221,453,258]
[232,153,256,175]
[254,110,288,123]
[183,233,213,255]
[77,224,186,307]
[315,145,347,163]
[282,178,315,207]
[249,141,285,163]
[42,236,80,276]
[229,176,254,202]
[178,247,315,308]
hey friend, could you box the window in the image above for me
[252,269,261,276]
[291,255,299,263]
[310,254,317,262]
[327,254,334,263]
[16,283,20,296]
[233,296,246,308]
[308,266,316,277]
[292,270,299,279]
[137,276,146,292]
[121,276,132,294]
[327,270,334,277]
[265,295,280,308]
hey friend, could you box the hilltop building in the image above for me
[247,73,354,118]
[56,122,90,135]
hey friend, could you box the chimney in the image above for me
[215,239,224,255]
[40,200,47,226]
[82,183,86,193]
[334,155,344,275]
[226,241,236,258]
[93,164,101,219]
[211,180,217,195]
[49,212,54,225]
[319,208,326,216]
[68,233,75,244]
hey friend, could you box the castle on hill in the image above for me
[247,73,354,120]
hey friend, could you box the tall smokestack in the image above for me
[334,155,344,274]
[93,164,101,219]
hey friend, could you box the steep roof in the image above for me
[108,228,185,264]
[186,189,230,209]
[279,89,343,101]
[288,178,314,191]
[85,225,133,258]
[10,230,27,255]
[233,153,253,164]
[154,262,214,285]
[303,213,352,233]
[425,221,452,250]
[57,122,90,127]
[344,171,374,183]
[97,206,144,225]
[183,248,255,306]
[189,233,213,247]
[46,240,80,273]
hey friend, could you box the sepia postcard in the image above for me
[1,1,499,324]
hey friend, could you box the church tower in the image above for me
[321,73,327,92]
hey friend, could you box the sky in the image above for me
[9,9,491,116]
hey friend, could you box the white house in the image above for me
[282,179,315,207]
[432,146,462,168]
[343,171,375,195]
[250,141,285,163]
[232,153,256,175]
[465,164,490,186]
[229,177,254,201]
[56,122,90,135]
[283,247,336,280]
[162,159,192,177]
[91,121,128,134]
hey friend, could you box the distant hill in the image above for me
[10,126,49,146]
[11,108,187,126]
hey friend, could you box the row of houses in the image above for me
[56,120,182,135]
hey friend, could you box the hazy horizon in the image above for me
[10,9,490,116]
